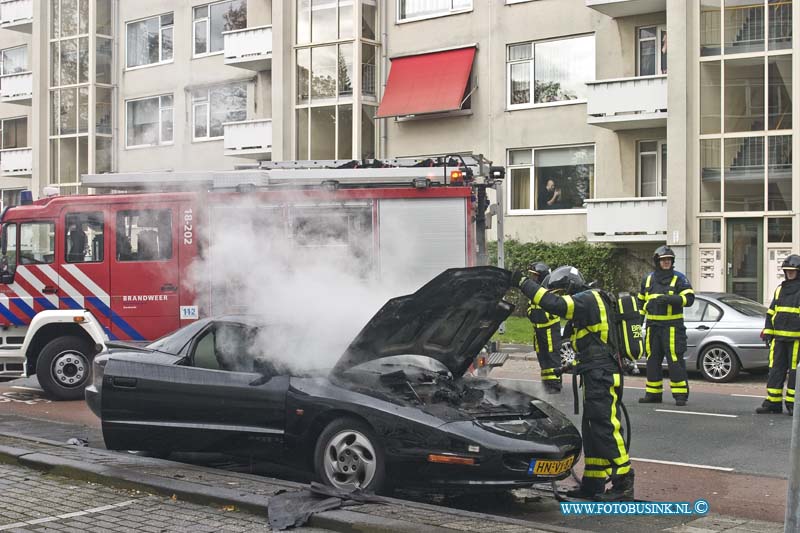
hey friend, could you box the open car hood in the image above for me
[332,267,514,377]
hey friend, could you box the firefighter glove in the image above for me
[511,270,527,288]
[662,294,683,306]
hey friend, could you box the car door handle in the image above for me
[160,283,178,293]
[111,377,137,388]
[696,325,710,331]
[42,285,58,294]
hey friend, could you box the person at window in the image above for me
[525,261,562,393]
[637,246,695,406]
[759,254,800,416]
[67,224,88,263]
[538,178,562,210]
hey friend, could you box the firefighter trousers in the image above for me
[766,339,798,408]
[644,325,689,400]
[534,323,561,385]
[579,365,632,493]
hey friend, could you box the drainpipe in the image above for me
[380,1,389,157]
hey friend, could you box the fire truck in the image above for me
[0,156,504,400]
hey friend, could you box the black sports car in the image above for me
[86,267,581,492]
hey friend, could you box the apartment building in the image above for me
[0,0,794,304]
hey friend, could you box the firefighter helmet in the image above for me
[527,261,551,281]
[544,265,586,295]
[653,245,676,269]
[782,254,800,271]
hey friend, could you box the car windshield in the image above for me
[717,296,767,317]
[147,319,212,354]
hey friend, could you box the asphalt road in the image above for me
[0,362,791,527]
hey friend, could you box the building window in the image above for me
[702,0,792,56]
[768,217,792,242]
[193,0,247,56]
[126,13,174,68]
[297,0,355,43]
[637,26,666,76]
[0,118,27,150]
[699,219,722,243]
[192,83,247,140]
[507,145,595,212]
[507,35,595,108]
[638,140,667,197]
[0,46,28,75]
[126,95,174,148]
[397,0,471,22]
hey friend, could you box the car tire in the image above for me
[314,417,386,493]
[36,336,94,401]
[698,343,740,383]
[560,340,576,368]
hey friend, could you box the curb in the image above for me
[0,431,586,533]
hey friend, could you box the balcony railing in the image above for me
[0,147,32,176]
[223,25,272,71]
[585,197,667,242]
[0,0,32,31]
[224,119,272,159]
[586,75,667,130]
[585,0,666,18]
[0,71,32,104]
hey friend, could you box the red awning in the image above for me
[375,47,476,119]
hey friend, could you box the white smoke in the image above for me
[186,194,428,374]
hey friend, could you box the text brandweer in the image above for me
[122,295,170,302]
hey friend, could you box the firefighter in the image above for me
[758,254,800,415]
[525,262,562,393]
[512,266,634,501]
[638,246,695,406]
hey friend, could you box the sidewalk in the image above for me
[0,431,783,533]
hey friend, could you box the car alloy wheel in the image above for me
[322,429,378,491]
[560,341,576,367]
[700,344,740,383]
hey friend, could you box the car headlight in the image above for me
[92,356,109,389]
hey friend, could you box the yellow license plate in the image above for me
[529,456,575,476]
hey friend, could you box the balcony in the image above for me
[586,0,666,18]
[586,197,666,243]
[0,0,32,32]
[0,147,32,176]
[0,71,32,104]
[586,75,667,130]
[224,119,272,159]
[223,25,272,71]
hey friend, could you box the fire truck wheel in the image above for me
[36,336,94,401]
[314,417,386,494]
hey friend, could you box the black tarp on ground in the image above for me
[267,482,388,530]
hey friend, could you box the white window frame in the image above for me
[396,0,473,24]
[0,45,28,76]
[636,24,667,77]
[506,34,595,111]
[193,0,246,58]
[191,83,247,142]
[125,13,174,71]
[0,116,28,150]
[125,94,174,149]
[637,139,667,197]
[506,144,596,215]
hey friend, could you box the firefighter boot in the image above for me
[675,396,688,407]
[544,381,562,394]
[787,403,794,416]
[638,393,662,404]
[756,400,783,414]
[565,479,604,500]
[596,471,635,502]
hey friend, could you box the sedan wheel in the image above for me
[314,418,385,493]
[560,340,576,367]
[699,344,741,383]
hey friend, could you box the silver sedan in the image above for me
[560,293,770,383]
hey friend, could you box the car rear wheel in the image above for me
[36,336,93,401]
[699,344,740,383]
[314,418,385,493]
[560,340,576,367]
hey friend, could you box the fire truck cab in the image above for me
[0,156,504,400]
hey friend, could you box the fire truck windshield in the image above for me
[0,222,17,278]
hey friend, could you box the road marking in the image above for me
[0,500,136,531]
[731,393,764,399]
[655,409,738,418]
[632,457,735,472]
[11,386,42,392]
